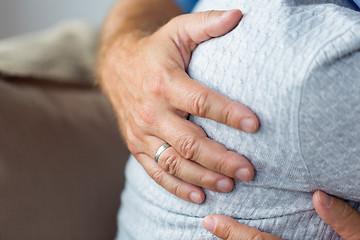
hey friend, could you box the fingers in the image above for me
[167,70,259,133]
[144,134,235,193]
[203,215,282,240]
[313,191,360,240]
[157,112,254,182]
[157,146,234,193]
[136,152,205,204]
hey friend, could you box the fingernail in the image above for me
[203,216,216,233]
[190,192,203,204]
[241,118,256,132]
[216,179,233,192]
[235,168,251,181]
[221,9,237,19]
[317,191,333,208]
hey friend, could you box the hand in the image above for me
[203,191,360,239]
[99,10,259,204]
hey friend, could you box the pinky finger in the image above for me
[136,153,206,204]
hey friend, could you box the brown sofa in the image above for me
[0,22,129,240]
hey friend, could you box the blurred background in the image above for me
[0,0,115,39]
[0,1,130,239]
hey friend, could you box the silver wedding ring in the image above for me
[154,142,171,163]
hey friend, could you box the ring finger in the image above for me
[151,139,234,193]
[136,150,205,204]
[156,112,255,182]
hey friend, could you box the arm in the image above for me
[97,0,259,203]
[98,0,181,56]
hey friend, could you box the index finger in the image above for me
[167,70,259,133]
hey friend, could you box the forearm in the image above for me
[99,0,181,55]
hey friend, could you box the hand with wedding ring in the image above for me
[98,8,259,204]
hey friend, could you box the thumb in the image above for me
[203,215,281,240]
[313,191,360,240]
[176,9,242,44]
[165,9,242,53]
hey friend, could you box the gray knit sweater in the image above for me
[117,0,360,239]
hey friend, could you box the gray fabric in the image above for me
[117,0,360,239]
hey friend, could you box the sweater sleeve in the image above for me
[299,50,360,201]
[172,0,198,13]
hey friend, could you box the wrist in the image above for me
[96,30,147,102]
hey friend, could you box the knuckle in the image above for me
[200,10,221,38]
[221,101,234,126]
[197,171,209,187]
[220,224,233,240]
[151,168,165,185]
[203,10,217,23]
[177,135,198,159]
[134,104,158,127]
[171,182,182,197]
[214,154,229,174]
[187,90,209,117]
[146,74,166,96]
[166,17,183,38]
[161,154,181,176]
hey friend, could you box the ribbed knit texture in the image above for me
[117,0,360,239]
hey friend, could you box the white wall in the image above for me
[0,0,115,39]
